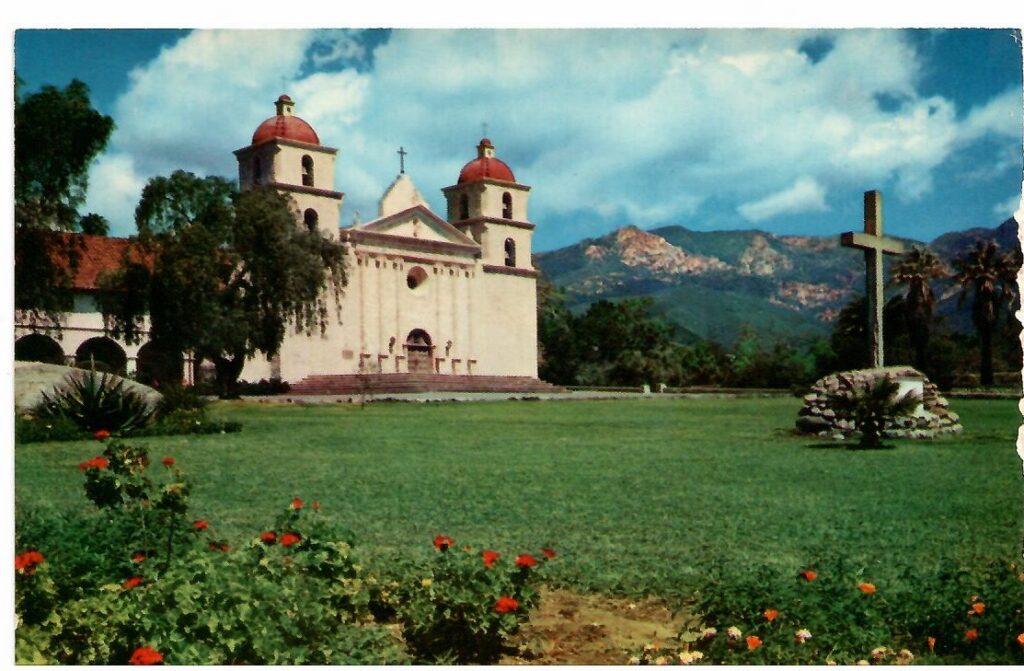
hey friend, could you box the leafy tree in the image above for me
[536,276,577,384]
[15,77,114,326]
[952,240,1019,386]
[77,213,110,236]
[889,247,946,370]
[98,171,346,397]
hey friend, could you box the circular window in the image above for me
[407,266,428,290]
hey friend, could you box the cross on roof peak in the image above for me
[397,146,407,174]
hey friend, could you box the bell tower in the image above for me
[233,94,344,239]
[442,138,534,269]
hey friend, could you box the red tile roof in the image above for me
[55,233,148,290]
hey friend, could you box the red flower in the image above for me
[260,531,277,544]
[280,532,301,548]
[965,628,979,641]
[858,582,876,594]
[482,550,501,568]
[78,456,110,471]
[1016,633,1024,647]
[132,551,147,563]
[433,535,454,551]
[161,457,175,467]
[970,602,986,615]
[94,429,111,440]
[763,608,780,622]
[927,636,936,651]
[515,554,539,568]
[290,497,303,510]
[123,575,143,590]
[495,596,520,613]
[129,646,164,665]
[746,635,763,651]
[541,547,557,560]
[800,569,817,582]
[209,541,230,552]
[192,519,209,531]
[15,550,45,575]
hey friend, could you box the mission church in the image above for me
[14,94,555,393]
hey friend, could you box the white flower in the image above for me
[727,626,742,640]
[700,627,717,640]
[627,656,641,665]
[654,655,668,665]
[870,646,889,662]
[794,628,813,644]
[679,650,704,665]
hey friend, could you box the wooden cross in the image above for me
[397,146,407,174]
[840,190,905,368]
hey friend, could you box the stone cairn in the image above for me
[796,366,962,440]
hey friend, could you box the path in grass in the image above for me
[15,397,1022,599]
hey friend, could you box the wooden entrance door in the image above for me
[405,329,433,373]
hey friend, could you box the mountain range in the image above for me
[533,217,1020,346]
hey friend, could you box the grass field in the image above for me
[15,396,1023,600]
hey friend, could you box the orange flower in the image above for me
[495,596,520,613]
[132,551,147,563]
[970,602,985,615]
[192,519,208,530]
[965,628,979,641]
[161,457,175,467]
[541,547,557,560]
[129,646,163,665]
[94,429,111,440]
[763,608,780,622]
[78,456,109,471]
[1016,633,1024,646]
[800,569,817,581]
[290,497,303,510]
[14,550,45,575]
[927,636,936,652]
[208,541,230,552]
[515,554,539,568]
[746,635,763,651]
[433,535,454,551]
[260,531,277,544]
[123,575,143,590]
[482,550,501,568]
[858,582,876,594]
[280,532,301,548]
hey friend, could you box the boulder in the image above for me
[15,362,161,413]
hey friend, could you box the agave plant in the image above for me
[828,377,921,449]
[35,370,156,433]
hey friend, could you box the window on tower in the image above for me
[504,238,516,267]
[301,155,314,187]
[304,208,319,232]
[253,157,263,184]
[502,192,513,219]
[459,194,469,220]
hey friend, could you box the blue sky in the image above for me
[14,28,1024,251]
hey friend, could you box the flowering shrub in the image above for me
[394,536,553,663]
[631,551,1024,665]
[15,442,554,664]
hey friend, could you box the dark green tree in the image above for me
[15,77,114,326]
[78,213,110,236]
[952,240,1019,386]
[97,171,346,397]
[889,247,946,371]
[536,276,578,384]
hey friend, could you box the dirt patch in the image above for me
[501,588,695,665]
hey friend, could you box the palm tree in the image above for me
[952,240,1020,386]
[889,247,946,371]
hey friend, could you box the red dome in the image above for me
[251,114,320,145]
[458,138,516,184]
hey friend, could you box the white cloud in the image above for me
[83,154,146,235]
[994,192,1022,219]
[738,177,828,222]
[80,28,1022,246]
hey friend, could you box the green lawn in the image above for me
[15,397,1023,599]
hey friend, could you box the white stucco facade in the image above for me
[15,95,540,387]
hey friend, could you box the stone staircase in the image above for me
[288,372,565,395]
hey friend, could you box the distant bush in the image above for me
[156,384,209,415]
[15,414,87,443]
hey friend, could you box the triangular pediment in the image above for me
[354,205,478,248]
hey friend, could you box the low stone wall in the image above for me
[796,366,962,440]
